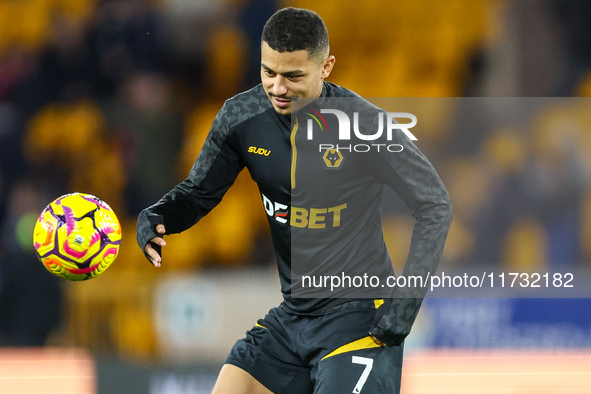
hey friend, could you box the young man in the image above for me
[137,7,452,394]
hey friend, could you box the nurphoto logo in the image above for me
[302,108,417,153]
[305,109,417,141]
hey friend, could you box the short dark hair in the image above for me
[261,7,329,59]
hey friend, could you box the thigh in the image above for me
[211,364,273,394]
[224,307,315,394]
[313,342,404,394]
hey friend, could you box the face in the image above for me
[261,41,335,115]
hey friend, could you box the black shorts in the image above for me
[225,300,404,394]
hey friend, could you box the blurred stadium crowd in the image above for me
[1,0,591,356]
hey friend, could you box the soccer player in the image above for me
[137,7,452,394]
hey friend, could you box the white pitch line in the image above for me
[0,376,94,380]
[405,371,591,377]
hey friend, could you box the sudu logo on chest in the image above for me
[248,146,271,156]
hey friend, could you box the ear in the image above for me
[321,55,335,79]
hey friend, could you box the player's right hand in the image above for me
[145,224,166,268]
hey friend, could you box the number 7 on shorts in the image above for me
[351,356,373,393]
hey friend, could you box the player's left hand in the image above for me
[369,333,385,346]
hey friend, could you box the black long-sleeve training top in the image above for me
[137,82,452,346]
